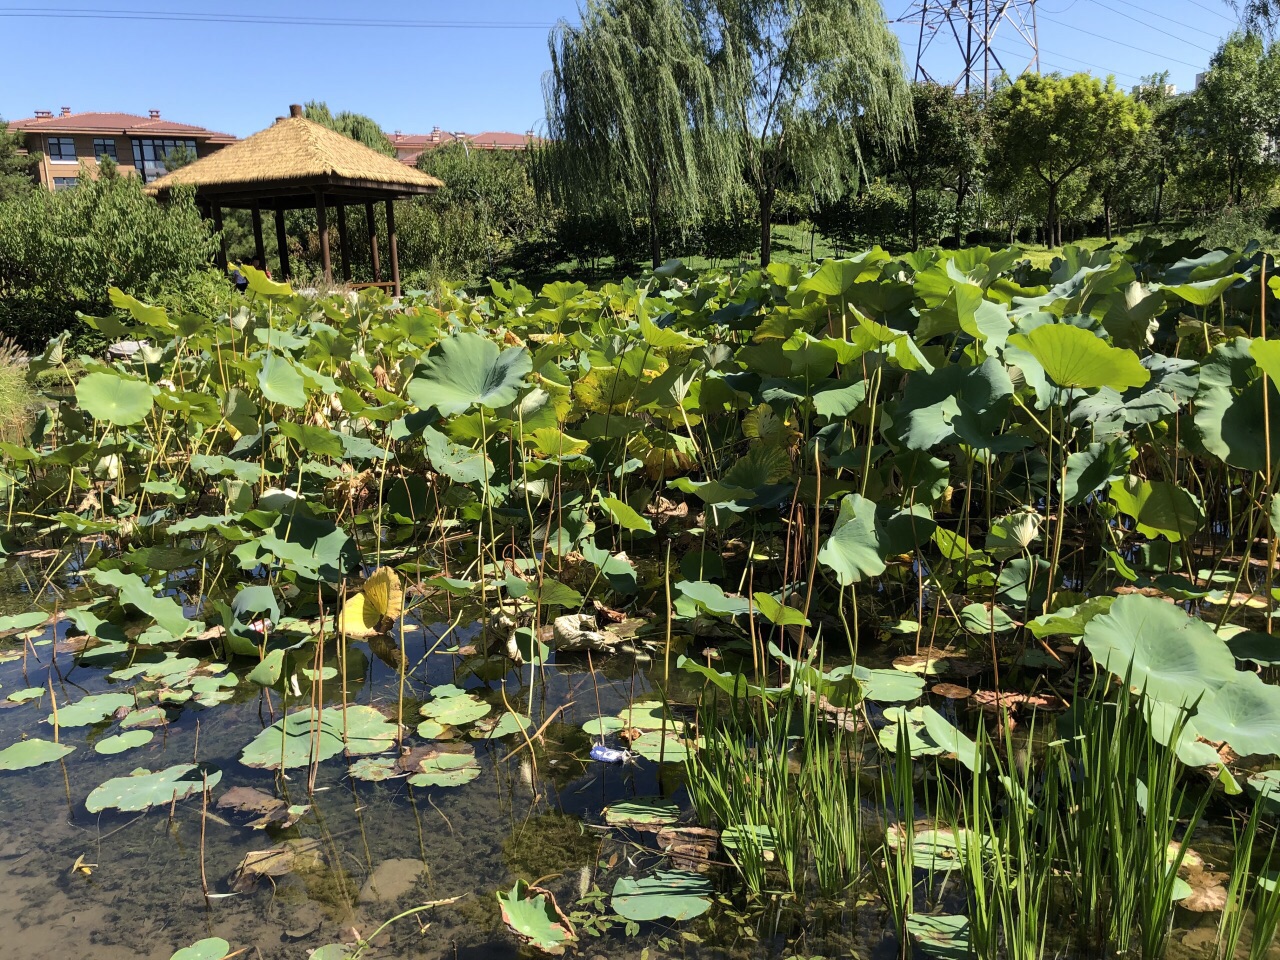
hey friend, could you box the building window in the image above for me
[132,137,198,182]
[47,137,77,162]
[93,138,118,162]
[53,177,78,190]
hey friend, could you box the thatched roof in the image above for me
[146,111,442,204]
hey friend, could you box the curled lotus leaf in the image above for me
[497,880,575,955]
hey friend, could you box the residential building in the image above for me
[389,126,539,167]
[8,108,236,190]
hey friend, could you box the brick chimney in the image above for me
[289,104,303,117]
[60,106,71,117]
[149,109,160,119]
[34,109,52,119]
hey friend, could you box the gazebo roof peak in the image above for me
[145,104,442,199]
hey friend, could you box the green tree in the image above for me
[989,72,1147,246]
[1189,33,1280,206]
[162,142,197,172]
[303,101,395,157]
[697,0,912,265]
[0,175,216,349]
[892,83,984,249]
[542,0,737,268]
[0,118,36,202]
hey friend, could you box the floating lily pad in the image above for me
[0,738,74,771]
[407,751,481,788]
[170,937,230,960]
[120,706,168,728]
[86,763,221,813]
[47,692,134,728]
[94,730,154,755]
[857,667,926,703]
[907,914,970,960]
[630,731,692,762]
[349,756,401,782]
[618,700,683,732]
[604,798,680,828]
[240,705,400,770]
[420,694,492,726]
[497,880,575,955]
[416,718,446,739]
[582,716,625,736]
[6,687,44,704]
[611,870,713,921]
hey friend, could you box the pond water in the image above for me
[0,577,1252,960]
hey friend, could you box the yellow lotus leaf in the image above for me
[338,567,404,638]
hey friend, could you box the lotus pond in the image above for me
[6,241,1280,959]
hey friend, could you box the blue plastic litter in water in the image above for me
[589,744,631,763]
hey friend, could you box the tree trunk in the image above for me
[954,171,968,247]
[1104,193,1114,241]
[1155,177,1165,224]
[759,185,775,267]
[647,175,661,269]
[1047,182,1058,251]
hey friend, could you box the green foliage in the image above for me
[303,100,394,156]
[0,175,216,350]
[0,118,36,202]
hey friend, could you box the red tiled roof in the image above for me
[468,131,539,149]
[393,129,540,164]
[9,111,236,143]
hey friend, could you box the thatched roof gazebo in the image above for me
[147,104,442,296]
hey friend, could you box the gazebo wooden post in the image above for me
[365,202,381,282]
[315,190,332,284]
[336,204,352,283]
[211,205,228,272]
[274,205,290,280]
[385,198,400,298]
[250,202,266,266]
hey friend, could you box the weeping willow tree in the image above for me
[695,0,912,265]
[303,101,395,157]
[542,0,739,268]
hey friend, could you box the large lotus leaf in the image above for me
[86,763,221,813]
[48,692,135,727]
[921,706,983,771]
[337,567,404,639]
[1164,273,1248,306]
[605,798,680,828]
[409,333,531,415]
[630,731,694,762]
[0,738,75,771]
[1007,324,1149,391]
[257,353,307,407]
[677,657,779,700]
[420,694,492,726]
[878,707,947,756]
[408,752,481,787]
[599,496,654,534]
[1194,379,1280,471]
[423,426,494,485]
[258,514,361,582]
[89,568,198,638]
[1082,595,1236,705]
[611,870,713,922]
[818,493,887,584]
[1194,672,1280,757]
[76,372,154,426]
[170,938,230,960]
[1108,477,1203,543]
[1226,631,1280,666]
[497,880,575,955]
[1027,595,1115,639]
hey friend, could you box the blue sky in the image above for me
[0,0,1247,138]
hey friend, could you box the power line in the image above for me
[1036,11,1208,68]
[0,7,556,29]
[990,41,1145,81]
[1180,0,1239,24]
[1086,0,1218,53]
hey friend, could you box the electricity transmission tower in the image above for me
[901,0,1040,94]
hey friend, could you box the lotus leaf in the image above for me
[818,493,887,584]
[856,666,926,703]
[1082,594,1236,705]
[907,914,971,960]
[471,712,532,740]
[1227,631,1280,666]
[1108,477,1203,542]
[86,764,220,813]
[89,568,198,638]
[408,752,481,787]
[752,592,809,626]
[48,692,135,728]
[0,611,48,633]
[416,718,446,739]
[240,705,398,770]
[0,738,74,771]
[1007,322,1149,391]
[630,731,692,762]
[1193,672,1280,757]
[170,937,231,960]
[257,353,307,407]
[582,716,625,736]
[599,495,654,534]
[408,332,531,415]
[349,757,401,781]
[7,687,44,703]
[337,566,404,638]
[611,870,713,922]
[76,372,154,426]
[94,730,154,755]
[420,694,492,726]
[497,880,575,955]
[605,798,680,828]
[674,579,749,617]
